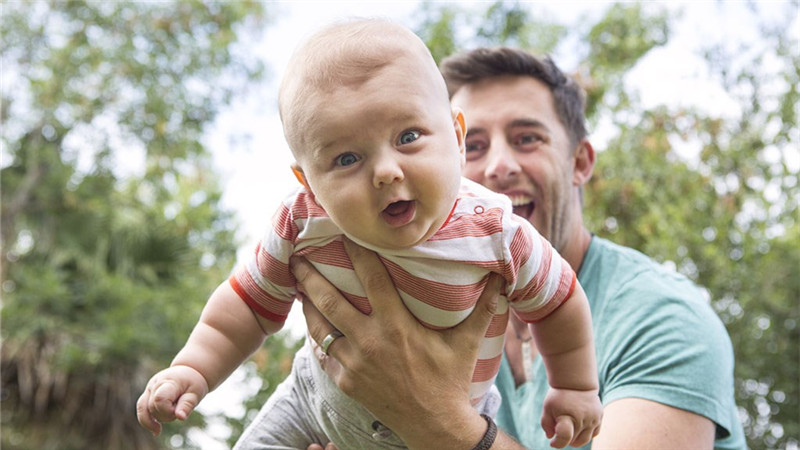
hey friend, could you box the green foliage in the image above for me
[582,7,799,445]
[416,2,461,65]
[581,3,670,122]
[0,1,293,448]
[4,1,796,448]
[415,2,799,449]
[415,0,566,64]
[581,5,799,450]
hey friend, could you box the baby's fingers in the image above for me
[572,424,598,448]
[174,391,201,421]
[150,381,182,422]
[136,389,163,436]
[150,380,201,422]
[549,416,574,449]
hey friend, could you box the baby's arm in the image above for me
[136,280,282,436]
[532,282,602,448]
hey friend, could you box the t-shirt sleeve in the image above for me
[596,277,739,440]
[503,214,576,323]
[229,200,298,324]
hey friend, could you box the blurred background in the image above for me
[1,1,797,449]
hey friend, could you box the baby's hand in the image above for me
[541,387,602,448]
[136,365,209,436]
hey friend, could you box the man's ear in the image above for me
[452,107,467,165]
[573,138,595,186]
[291,164,312,193]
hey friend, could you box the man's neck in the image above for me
[560,225,593,274]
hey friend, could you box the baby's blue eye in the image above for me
[335,153,360,167]
[398,130,420,145]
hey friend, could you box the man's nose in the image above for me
[372,153,404,188]
[485,142,521,182]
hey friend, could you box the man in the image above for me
[292,47,746,449]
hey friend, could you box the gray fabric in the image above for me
[235,339,502,449]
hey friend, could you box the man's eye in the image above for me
[335,153,360,167]
[516,134,542,147]
[465,139,486,153]
[398,130,420,145]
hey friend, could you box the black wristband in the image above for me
[471,414,498,450]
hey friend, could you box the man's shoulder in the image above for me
[586,236,659,268]
[583,236,707,308]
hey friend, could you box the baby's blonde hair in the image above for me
[278,18,447,158]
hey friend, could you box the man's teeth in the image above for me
[507,194,533,206]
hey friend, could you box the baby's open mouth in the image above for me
[384,200,411,216]
[381,200,415,226]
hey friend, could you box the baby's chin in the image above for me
[366,223,442,251]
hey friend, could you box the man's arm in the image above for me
[592,398,715,450]
[294,238,526,449]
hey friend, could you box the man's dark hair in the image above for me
[440,47,588,147]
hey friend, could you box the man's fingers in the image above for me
[301,292,336,349]
[451,273,502,343]
[306,444,338,450]
[343,238,405,318]
[292,255,359,335]
[301,293,348,359]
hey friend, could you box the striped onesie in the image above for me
[231,177,576,405]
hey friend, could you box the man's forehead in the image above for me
[453,75,550,102]
[453,77,559,127]
[466,118,551,135]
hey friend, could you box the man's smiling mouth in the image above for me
[507,194,534,218]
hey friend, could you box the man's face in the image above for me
[296,57,465,250]
[451,75,578,251]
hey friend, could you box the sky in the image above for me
[194,1,798,447]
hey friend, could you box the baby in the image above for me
[137,18,602,449]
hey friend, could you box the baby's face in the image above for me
[297,59,465,250]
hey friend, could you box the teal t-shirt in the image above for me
[494,236,746,449]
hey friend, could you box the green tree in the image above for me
[416,0,566,64]
[0,2,294,449]
[414,2,799,449]
[581,5,799,448]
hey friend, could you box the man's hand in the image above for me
[294,238,503,449]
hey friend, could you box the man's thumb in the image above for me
[458,273,502,341]
[475,273,501,318]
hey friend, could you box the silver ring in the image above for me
[320,330,344,355]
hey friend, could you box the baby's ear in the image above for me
[452,107,467,165]
[291,164,312,193]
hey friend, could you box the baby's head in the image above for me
[279,19,467,250]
